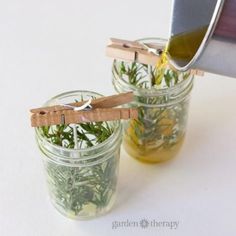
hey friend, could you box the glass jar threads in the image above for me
[112,40,194,163]
[35,91,122,220]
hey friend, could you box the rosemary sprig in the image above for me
[38,107,119,218]
[119,61,149,88]
[117,60,190,88]
[41,121,113,149]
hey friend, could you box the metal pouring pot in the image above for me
[168,0,236,78]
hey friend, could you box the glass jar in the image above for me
[35,91,122,220]
[112,40,194,163]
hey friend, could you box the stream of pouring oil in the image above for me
[157,26,209,70]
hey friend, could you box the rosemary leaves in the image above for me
[35,91,122,219]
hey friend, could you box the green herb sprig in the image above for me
[118,60,190,89]
[39,106,119,218]
[41,121,113,149]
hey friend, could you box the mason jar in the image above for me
[35,91,122,220]
[112,40,194,163]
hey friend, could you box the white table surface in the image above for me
[1,0,236,235]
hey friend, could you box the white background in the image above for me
[1,0,236,235]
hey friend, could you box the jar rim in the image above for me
[35,90,122,160]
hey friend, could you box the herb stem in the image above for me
[73,124,78,150]
[148,64,152,88]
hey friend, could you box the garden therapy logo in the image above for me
[112,218,179,230]
[139,219,149,228]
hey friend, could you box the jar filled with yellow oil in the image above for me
[112,40,194,163]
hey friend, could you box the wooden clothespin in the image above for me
[30,92,138,127]
[106,38,204,76]
[106,38,163,66]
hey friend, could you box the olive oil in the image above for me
[123,130,185,163]
[147,28,208,162]
[144,28,209,163]
[113,47,193,164]
[154,27,207,98]
[163,26,208,67]
[123,105,188,163]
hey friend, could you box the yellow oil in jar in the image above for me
[123,133,185,163]
[123,114,186,163]
[123,28,208,163]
